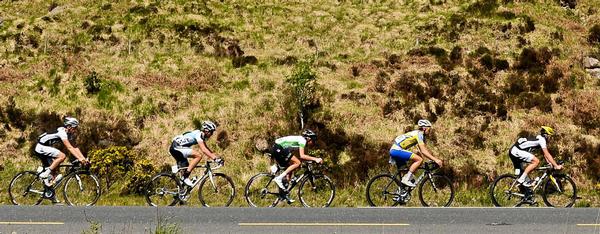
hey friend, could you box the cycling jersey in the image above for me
[275,136,307,149]
[37,127,69,146]
[172,130,207,147]
[391,130,425,150]
[514,135,547,152]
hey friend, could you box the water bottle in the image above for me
[532,177,540,185]
[54,174,63,184]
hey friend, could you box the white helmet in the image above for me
[201,121,217,132]
[64,117,80,128]
[417,119,432,128]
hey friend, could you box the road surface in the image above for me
[1,206,600,233]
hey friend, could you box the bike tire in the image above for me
[418,174,454,207]
[198,173,235,207]
[489,174,522,207]
[366,173,401,207]
[8,171,44,205]
[62,171,101,206]
[298,174,336,207]
[244,173,280,207]
[542,174,577,207]
[145,173,181,207]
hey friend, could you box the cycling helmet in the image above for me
[417,119,432,128]
[302,129,317,141]
[201,121,217,132]
[64,117,79,128]
[541,126,554,136]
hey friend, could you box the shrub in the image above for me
[589,24,600,45]
[285,60,319,128]
[566,91,600,130]
[89,146,136,191]
[122,157,156,195]
[84,71,101,95]
[515,47,552,73]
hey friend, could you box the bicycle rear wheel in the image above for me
[9,171,44,205]
[244,173,280,207]
[490,174,523,207]
[145,173,181,206]
[198,173,235,207]
[418,174,454,207]
[366,174,401,207]
[298,174,335,207]
[63,171,101,206]
[542,174,577,207]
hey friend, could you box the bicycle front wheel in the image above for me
[490,174,522,207]
[198,173,235,207]
[419,174,454,207]
[145,173,181,207]
[63,172,101,206]
[298,174,335,207]
[244,173,280,207]
[9,171,44,205]
[542,174,577,207]
[366,174,400,207]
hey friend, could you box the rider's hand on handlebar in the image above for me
[315,158,323,164]
[215,157,224,166]
[554,164,563,170]
[81,158,90,165]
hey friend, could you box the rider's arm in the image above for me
[541,148,560,168]
[417,143,443,167]
[62,139,87,162]
[198,142,219,160]
[298,147,322,163]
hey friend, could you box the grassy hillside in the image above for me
[1,0,599,206]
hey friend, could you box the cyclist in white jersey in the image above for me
[36,117,89,188]
[270,129,323,195]
[509,126,562,187]
[169,121,222,186]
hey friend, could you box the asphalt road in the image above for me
[1,206,600,234]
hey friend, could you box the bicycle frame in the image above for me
[172,161,223,193]
[505,165,563,199]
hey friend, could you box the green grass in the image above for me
[0,0,599,207]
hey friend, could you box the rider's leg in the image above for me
[48,152,66,173]
[402,154,422,186]
[518,156,539,183]
[186,150,203,175]
[277,156,300,181]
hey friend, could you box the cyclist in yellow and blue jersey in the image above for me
[390,119,443,187]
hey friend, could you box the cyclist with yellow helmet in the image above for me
[509,126,563,187]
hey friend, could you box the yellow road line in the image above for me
[239,223,409,226]
[577,224,600,227]
[0,221,64,225]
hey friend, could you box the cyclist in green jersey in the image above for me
[389,119,443,187]
[270,130,323,195]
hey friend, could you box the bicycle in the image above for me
[145,160,235,207]
[9,159,101,206]
[366,161,454,207]
[244,160,336,207]
[489,161,577,207]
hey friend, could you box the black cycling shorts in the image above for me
[169,142,189,168]
[34,151,54,168]
[270,143,292,167]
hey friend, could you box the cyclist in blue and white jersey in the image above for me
[36,117,89,187]
[169,121,223,187]
[389,119,443,187]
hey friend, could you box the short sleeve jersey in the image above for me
[515,135,547,152]
[393,130,425,150]
[38,127,69,146]
[275,136,307,150]
[172,130,207,147]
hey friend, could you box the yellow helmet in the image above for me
[541,126,555,136]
